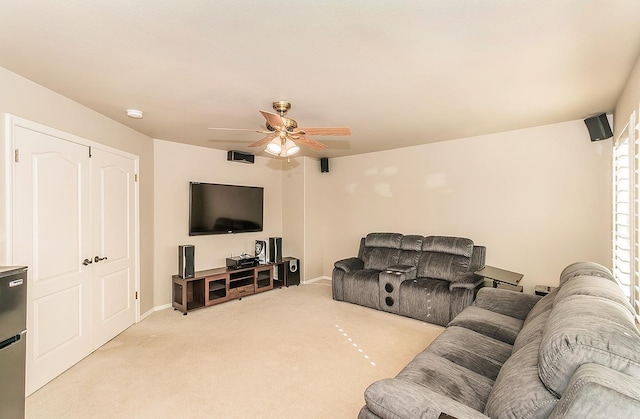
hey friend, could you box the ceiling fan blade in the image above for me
[208,127,271,134]
[298,127,351,136]
[248,134,277,148]
[260,110,285,130]
[295,135,328,151]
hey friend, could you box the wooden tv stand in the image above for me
[172,263,281,314]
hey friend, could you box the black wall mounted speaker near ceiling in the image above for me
[320,157,329,173]
[584,113,613,142]
[227,150,255,163]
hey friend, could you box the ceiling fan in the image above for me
[208,101,351,157]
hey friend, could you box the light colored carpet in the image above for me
[26,280,443,418]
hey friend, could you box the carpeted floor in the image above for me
[26,280,443,418]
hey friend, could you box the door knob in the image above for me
[94,256,108,263]
[82,258,93,266]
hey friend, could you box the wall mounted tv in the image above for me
[189,182,264,235]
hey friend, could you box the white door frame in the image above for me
[3,114,141,323]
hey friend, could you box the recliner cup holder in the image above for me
[385,283,394,293]
[385,296,394,307]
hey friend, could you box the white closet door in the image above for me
[13,126,92,395]
[90,149,136,349]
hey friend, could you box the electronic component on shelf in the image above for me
[226,255,259,269]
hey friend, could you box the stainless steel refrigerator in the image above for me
[0,266,27,418]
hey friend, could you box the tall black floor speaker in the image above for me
[178,245,195,278]
[269,237,282,263]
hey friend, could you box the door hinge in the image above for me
[88,146,92,158]
[135,291,138,300]
[135,174,138,182]
[14,149,19,163]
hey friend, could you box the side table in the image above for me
[474,265,523,291]
[534,285,557,296]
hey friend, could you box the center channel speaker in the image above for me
[268,237,282,263]
[178,245,195,278]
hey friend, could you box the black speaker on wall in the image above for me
[320,157,329,173]
[227,150,255,164]
[178,245,195,278]
[269,237,282,263]
[584,113,613,142]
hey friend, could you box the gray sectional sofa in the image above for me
[333,233,486,326]
[359,262,640,419]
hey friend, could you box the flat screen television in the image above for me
[189,182,264,235]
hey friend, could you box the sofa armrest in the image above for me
[386,264,417,280]
[552,364,640,418]
[449,273,484,290]
[363,378,491,419]
[473,287,541,320]
[334,257,364,273]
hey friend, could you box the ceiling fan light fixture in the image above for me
[265,139,282,155]
[283,139,300,156]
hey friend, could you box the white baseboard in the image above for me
[140,303,172,321]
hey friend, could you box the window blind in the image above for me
[634,113,640,316]
[612,111,640,319]
[613,127,631,300]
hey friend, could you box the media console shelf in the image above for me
[172,264,276,315]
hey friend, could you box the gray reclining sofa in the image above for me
[359,262,640,418]
[332,233,486,326]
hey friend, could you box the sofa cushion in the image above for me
[447,305,523,345]
[362,378,494,419]
[549,363,640,418]
[484,339,559,418]
[399,278,452,326]
[423,236,474,257]
[512,310,549,354]
[361,233,402,271]
[414,237,474,282]
[426,326,513,381]
[416,253,470,282]
[398,234,423,266]
[474,287,541,321]
[554,275,635,316]
[364,232,403,248]
[396,351,495,412]
[522,289,556,327]
[558,261,614,287]
[538,295,640,397]
[342,269,381,309]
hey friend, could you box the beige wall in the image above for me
[0,66,156,314]
[153,140,283,306]
[281,157,327,282]
[282,159,305,274]
[615,53,640,137]
[318,120,611,292]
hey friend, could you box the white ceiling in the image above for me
[1,1,640,159]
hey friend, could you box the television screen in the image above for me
[189,182,264,235]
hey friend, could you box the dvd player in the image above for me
[226,255,259,269]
